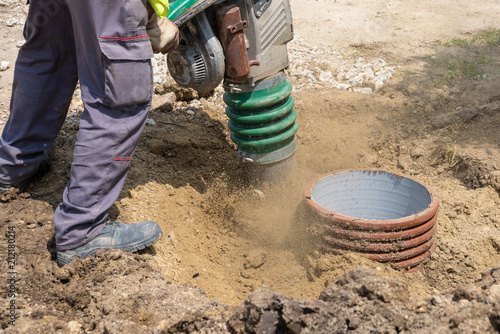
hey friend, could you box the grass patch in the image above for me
[444,137,458,166]
[471,29,500,46]
[428,53,489,81]
[441,29,500,47]
[425,30,500,87]
[449,37,471,48]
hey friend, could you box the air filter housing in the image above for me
[167,11,225,94]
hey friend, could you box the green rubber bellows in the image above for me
[224,75,298,161]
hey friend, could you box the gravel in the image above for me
[287,35,396,93]
[0,60,9,71]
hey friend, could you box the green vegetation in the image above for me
[424,30,500,87]
[440,29,500,47]
[473,29,500,45]
[426,52,489,84]
[444,137,458,166]
[448,37,471,48]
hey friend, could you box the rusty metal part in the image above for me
[228,20,247,33]
[216,5,259,79]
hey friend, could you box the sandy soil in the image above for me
[292,0,500,46]
[1,0,500,332]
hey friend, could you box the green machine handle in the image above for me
[167,0,219,25]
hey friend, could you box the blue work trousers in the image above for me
[0,0,154,250]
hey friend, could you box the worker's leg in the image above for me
[0,0,78,185]
[54,0,155,251]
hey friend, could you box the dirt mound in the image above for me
[3,209,500,334]
[451,156,492,189]
[0,206,230,333]
[230,266,500,333]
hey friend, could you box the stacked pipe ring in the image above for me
[304,169,439,270]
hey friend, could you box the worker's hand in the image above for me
[146,7,179,54]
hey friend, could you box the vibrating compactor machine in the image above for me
[166,0,298,184]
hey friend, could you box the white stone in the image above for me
[336,83,351,90]
[386,67,396,75]
[431,296,443,305]
[336,72,346,81]
[16,40,25,48]
[318,70,333,82]
[253,189,265,199]
[371,59,387,72]
[185,109,195,115]
[345,69,358,80]
[68,321,82,334]
[214,86,224,95]
[374,80,384,91]
[353,87,373,94]
[146,118,156,125]
[362,67,375,80]
[151,57,159,71]
[305,72,317,81]
[373,73,391,83]
[153,75,163,84]
[372,63,383,72]
[349,75,364,86]
[0,61,10,71]
[490,284,500,299]
[302,69,314,77]
[5,18,18,27]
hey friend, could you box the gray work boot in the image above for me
[0,147,54,194]
[56,221,163,267]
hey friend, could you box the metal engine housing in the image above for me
[167,12,225,94]
[227,0,294,85]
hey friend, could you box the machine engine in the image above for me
[167,11,225,94]
[167,0,298,183]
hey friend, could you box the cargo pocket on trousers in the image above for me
[99,37,154,108]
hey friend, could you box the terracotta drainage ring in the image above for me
[304,169,439,270]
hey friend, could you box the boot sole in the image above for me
[57,230,162,267]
